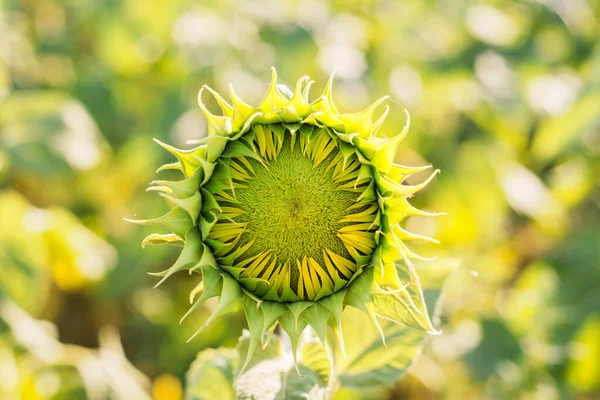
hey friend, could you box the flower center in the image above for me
[234,136,356,270]
[206,124,378,301]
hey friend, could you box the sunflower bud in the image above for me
[129,69,440,374]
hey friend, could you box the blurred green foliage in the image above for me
[0,0,598,399]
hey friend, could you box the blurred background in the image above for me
[0,0,599,399]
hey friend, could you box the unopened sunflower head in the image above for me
[129,68,440,374]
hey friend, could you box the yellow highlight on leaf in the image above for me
[567,316,600,393]
[152,373,183,400]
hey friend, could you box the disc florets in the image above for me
[207,126,378,302]
[129,68,440,374]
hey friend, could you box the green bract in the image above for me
[130,69,440,374]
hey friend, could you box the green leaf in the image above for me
[234,330,329,400]
[235,329,282,379]
[186,327,328,400]
[335,260,455,388]
[300,340,332,386]
[184,348,238,400]
[335,307,426,388]
[235,356,328,400]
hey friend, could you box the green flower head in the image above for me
[130,69,440,374]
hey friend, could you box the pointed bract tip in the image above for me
[187,323,207,343]
[303,80,315,101]
[123,217,140,225]
[323,71,337,95]
[293,361,303,376]
[197,86,206,106]
[327,70,338,82]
